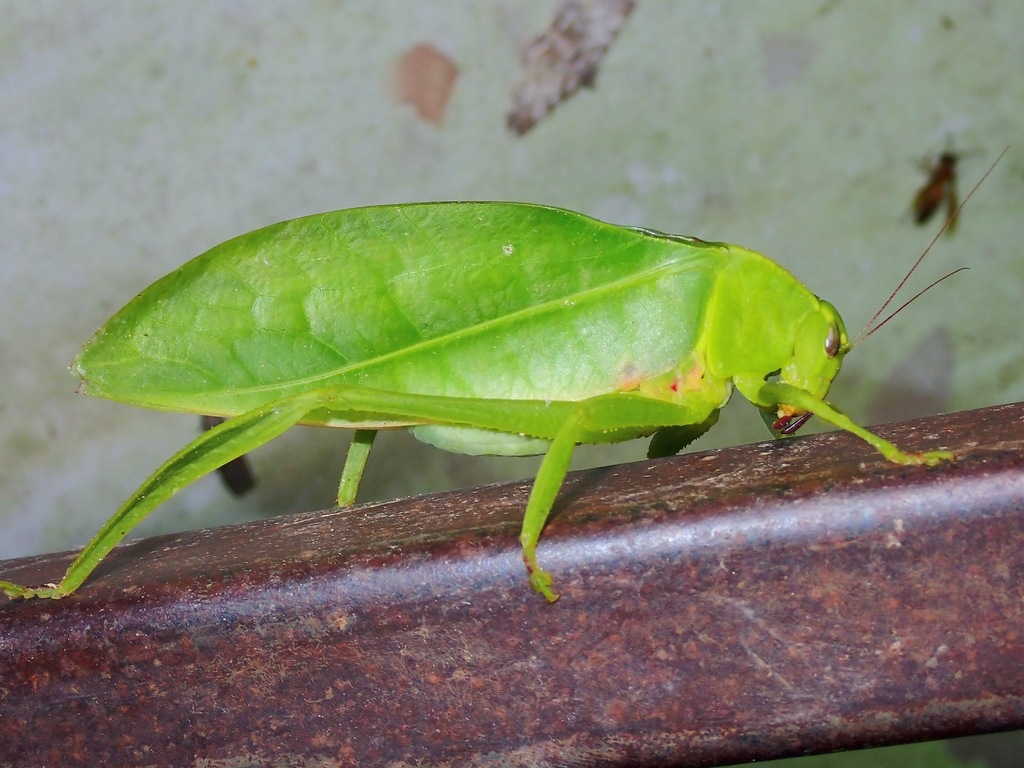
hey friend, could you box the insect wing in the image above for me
[73,204,727,424]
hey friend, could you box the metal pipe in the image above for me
[2,402,1022,767]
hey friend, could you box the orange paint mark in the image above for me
[391,43,459,125]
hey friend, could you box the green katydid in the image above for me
[4,181,984,603]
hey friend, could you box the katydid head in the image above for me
[761,299,849,436]
[782,299,847,398]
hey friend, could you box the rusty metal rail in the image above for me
[2,402,1023,767]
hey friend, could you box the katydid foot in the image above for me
[525,555,559,603]
[0,581,66,601]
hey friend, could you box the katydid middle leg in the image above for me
[520,392,722,602]
[337,429,378,506]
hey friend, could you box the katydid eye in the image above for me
[824,323,840,358]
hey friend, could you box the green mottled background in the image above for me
[1,3,1021,763]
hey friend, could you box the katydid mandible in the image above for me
[1,202,956,603]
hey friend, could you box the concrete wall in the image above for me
[2,1,1021,558]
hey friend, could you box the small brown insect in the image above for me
[913,151,959,233]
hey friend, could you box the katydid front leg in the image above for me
[739,377,953,466]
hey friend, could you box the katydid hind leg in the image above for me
[0,393,325,600]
